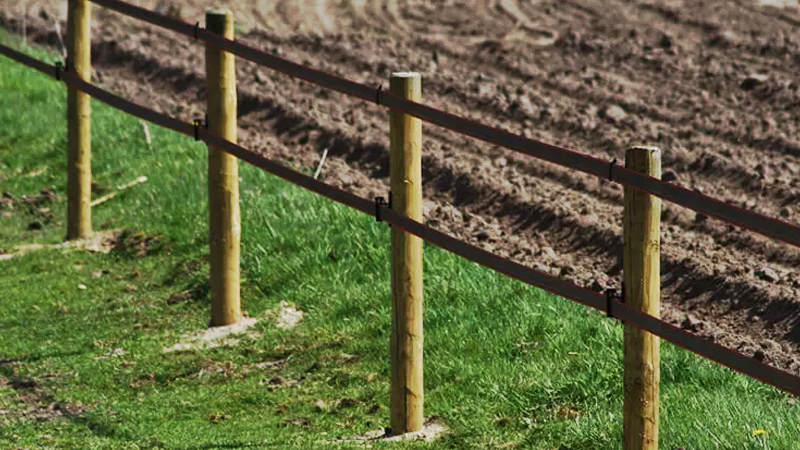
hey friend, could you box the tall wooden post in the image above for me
[66,0,92,240]
[206,9,241,326]
[623,146,662,450]
[389,72,424,434]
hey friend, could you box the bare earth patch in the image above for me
[0,376,87,426]
[0,229,119,261]
[163,317,262,353]
[320,417,448,446]
[163,302,304,352]
[274,301,304,330]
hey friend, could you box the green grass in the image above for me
[0,28,799,450]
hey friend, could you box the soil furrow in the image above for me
[232,30,800,219]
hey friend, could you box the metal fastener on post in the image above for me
[54,61,64,81]
[608,157,617,182]
[193,115,208,141]
[605,283,625,320]
[605,288,618,319]
[375,196,390,222]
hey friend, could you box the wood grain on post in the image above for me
[623,146,662,450]
[389,72,424,434]
[206,9,241,327]
[66,0,92,240]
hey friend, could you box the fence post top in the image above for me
[206,8,233,16]
[391,72,421,79]
[627,145,661,156]
[625,146,661,177]
[205,9,234,36]
[205,8,234,27]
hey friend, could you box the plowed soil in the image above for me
[3,0,800,377]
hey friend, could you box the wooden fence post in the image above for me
[206,9,241,327]
[389,72,424,434]
[66,0,92,240]
[623,146,662,450]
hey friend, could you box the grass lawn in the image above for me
[0,28,799,450]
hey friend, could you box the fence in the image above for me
[2,0,800,447]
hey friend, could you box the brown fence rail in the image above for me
[2,1,800,447]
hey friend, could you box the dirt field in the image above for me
[3,0,800,378]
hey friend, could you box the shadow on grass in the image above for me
[176,444,284,449]
[71,409,283,450]
[70,412,285,449]
[0,349,88,369]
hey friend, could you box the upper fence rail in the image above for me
[89,0,800,251]
[2,40,800,399]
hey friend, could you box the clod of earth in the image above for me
[284,417,311,427]
[757,267,780,283]
[681,314,704,332]
[208,413,230,424]
[740,74,769,91]
[113,228,163,257]
[93,348,126,360]
[263,375,301,391]
[337,398,358,409]
[254,359,286,370]
[662,169,679,182]
[19,188,56,207]
[599,104,628,124]
[0,230,120,261]
[269,301,304,330]
[556,405,582,419]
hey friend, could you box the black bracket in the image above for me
[605,285,624,319]
[193,114,208,141]
[194,22,201,40]
[374,192,392,223]
[54,61,64,81]
[608,158,618,182]
[375,85,383,106]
